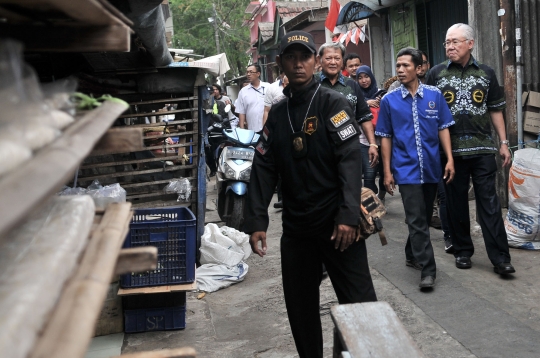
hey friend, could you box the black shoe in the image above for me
[406,259,423,270]
[419,276,435,288]
[430,216,442,229]
[455,256,472,269]
[444,238,455,254]
[273,201,283,209]
[494,262,515,275]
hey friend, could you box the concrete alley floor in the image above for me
[121,179,540,358]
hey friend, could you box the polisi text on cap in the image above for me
[288,35,309,43]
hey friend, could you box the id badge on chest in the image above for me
[290,131,307,158]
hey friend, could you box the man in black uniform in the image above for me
[244,31,377,358]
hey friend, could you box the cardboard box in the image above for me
[522,91,540,134]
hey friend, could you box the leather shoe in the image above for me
[406,259,423,270]
[494,262,515,275]
[455,256,472,269]
[419,276,435,288]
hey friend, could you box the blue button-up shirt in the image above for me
[375,83,455,184]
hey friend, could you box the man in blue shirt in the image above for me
[376,47,455,289]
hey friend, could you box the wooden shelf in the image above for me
[0,0,132,52]
[0,101,129,240]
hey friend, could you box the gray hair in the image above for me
[318,42,346,58]
[447,23,475,41]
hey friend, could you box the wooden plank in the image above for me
[0,101,128,240]
[30,203,133,358]
[121,177,196,189]
[0,24,130,52]
[4,0,126,26]
[126,190,197,201]
[77,163,197,182]
[114,247,158,275]
[115,119,196,129]
[142,130,197,141]
[91,127,144,155]
[128,97,197,106]
[112,347,197,358]
[118,108,195,119]
[118,281,198,296]
[331,302,426,358]
[81,154,196,170]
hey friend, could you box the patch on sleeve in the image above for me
[330,110,350,128]
[337,124,357,141]
[262,126,270,141]
[256,141,268,155]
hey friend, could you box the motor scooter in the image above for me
[206,105,259,230]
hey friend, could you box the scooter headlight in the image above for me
[223,162,236,179]
[239,167,251,181]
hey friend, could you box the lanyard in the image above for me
[251,85,265,96]
[286,84,320,133]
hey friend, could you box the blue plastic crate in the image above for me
[124,305,186,333]
[121,206,196,288]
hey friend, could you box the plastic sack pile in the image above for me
[504,148,540,249]
[58,180,126,209]
[196,223,252,293]
[0,40,77,178]
[163,178,192,202]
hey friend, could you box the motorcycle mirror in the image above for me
[224,104,231,113]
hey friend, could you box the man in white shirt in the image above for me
[235,64,270,132]
[262,71,288,124]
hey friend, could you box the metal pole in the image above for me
[212,3,225,86]
[515,0,524,149]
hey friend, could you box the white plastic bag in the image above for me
[196,262,249,293]
[504,148,540,249]
[199,223,251,266]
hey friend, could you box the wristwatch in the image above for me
[500,140,510,146]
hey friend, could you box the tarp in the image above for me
[167,53,231,77]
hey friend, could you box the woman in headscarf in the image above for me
[356,66,386,202]
[356,65,381,108]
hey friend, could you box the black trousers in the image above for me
[443,155,511,265]
[399,184,438,278]
[281,227,377,358]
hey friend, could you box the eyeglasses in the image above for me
[443,39,469,48]
[246,71,258,75]
[422,60,428,64]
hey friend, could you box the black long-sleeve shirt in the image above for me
[244,78,363,237]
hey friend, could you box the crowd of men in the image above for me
[207,23,515,358]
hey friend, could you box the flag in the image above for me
[360,25,366,43]
[350,28,358,45]
[345,30,353,46]
[325,0,342,33]
[355,26,361,44]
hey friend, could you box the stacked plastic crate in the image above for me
[121,207,196,333]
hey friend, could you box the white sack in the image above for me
[196,262,249,293]
[504,148,540,249]
[199,223,251,266]
[0,140,32,177]
[0,195,95,358]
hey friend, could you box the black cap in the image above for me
[279,31,316,55]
